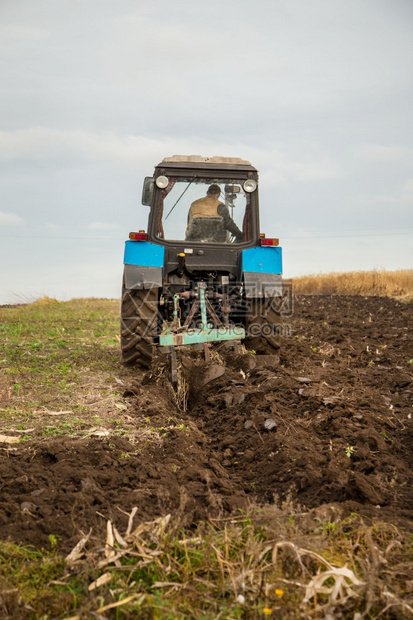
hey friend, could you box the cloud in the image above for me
[98,0,413,117]
[0,128,341,185]
[356,144,413,162]
[401,178,413,204]
[88,221,120,231]
[0,211,24,226]
[105,8,287,91]
[0,128,142,167]
[353,177,413,209]
[42,223,62,231]
[0,23,52,43]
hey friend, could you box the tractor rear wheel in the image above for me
[120,286,159,368]
[244,298,281,353]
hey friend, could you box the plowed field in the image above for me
[1,295,412,551]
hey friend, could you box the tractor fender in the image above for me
[242,246,283,298]
[243,272,282,298]
[123,264,162,290]
[123,240,164,289]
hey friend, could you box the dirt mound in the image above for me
[1,295,412,551]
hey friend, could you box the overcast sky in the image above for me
[0,0,412,303]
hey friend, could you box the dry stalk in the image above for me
[273,539,364,610]
[65,528,93,565]
[105,521,116,559]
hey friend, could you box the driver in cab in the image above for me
[185,184,243,242]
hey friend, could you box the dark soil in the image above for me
[1,295,412,551]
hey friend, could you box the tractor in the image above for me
[121,155,285,379]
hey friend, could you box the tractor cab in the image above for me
[142,156,260,247]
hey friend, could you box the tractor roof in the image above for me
[161,155,252,166]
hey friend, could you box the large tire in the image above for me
[244,298,281,353]
[120,286,159,368]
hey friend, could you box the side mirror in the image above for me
[141,177,154,206]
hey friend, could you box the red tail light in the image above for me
[129,231,148,241]
[260,237,279,246]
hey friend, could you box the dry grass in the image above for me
[1,507,412,619]
[292,269,413,299]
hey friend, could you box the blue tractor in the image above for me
[121,156,284,374]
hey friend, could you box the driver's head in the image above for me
[207,184,221,197]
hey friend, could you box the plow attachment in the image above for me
[158,282,244,387]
